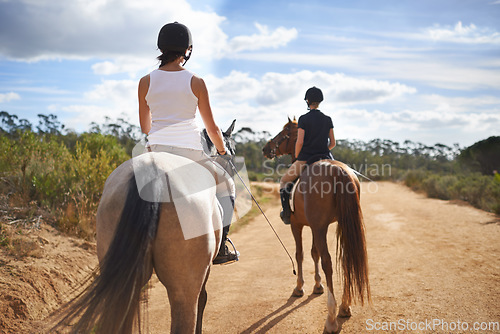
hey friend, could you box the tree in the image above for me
[0,111,33,135]
[458,136,500,175]
[37,114,64,135]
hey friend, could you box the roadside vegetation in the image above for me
[235,128,500,214]
[0,112,134,240]
[1,111,498,248]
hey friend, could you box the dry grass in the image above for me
[230,182,280,233]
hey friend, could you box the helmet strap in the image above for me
[182,47,193,66]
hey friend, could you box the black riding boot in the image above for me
[280,183,294,225]
[213,196,239,265]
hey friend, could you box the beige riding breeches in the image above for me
[280,160,307,190]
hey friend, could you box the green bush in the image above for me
[0,131,129,239]
[403,169,428,190]
[422,174,459,200]
[401,169,500,213]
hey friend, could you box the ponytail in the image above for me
[157,50,184,67]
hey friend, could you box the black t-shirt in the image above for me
[297,109,333,161]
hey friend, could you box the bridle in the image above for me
[267,124,296,160]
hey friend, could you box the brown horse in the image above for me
[50,123,236,334]
[262,118,370,334]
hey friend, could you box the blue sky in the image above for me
[1,0,499,147]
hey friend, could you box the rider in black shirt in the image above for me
[279,87,336,224]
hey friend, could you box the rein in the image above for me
[228,160,297,276]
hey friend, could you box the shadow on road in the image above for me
[240,293,324,333]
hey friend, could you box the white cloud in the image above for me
[425,21,500,44]
[341,21,500,46]
[201,70,419,141]
[205,71,261,103]
[207,70,416,107]
[55,68,499,147]
[83,79,137,105]
[418,94,500,114]
[236,49,500,91]
[374,60,500,91]
[0,0,297,77]
[60,69,417,133]
[228,23,298,52]
[91,58,154,77]
[0,0,228,61]
[200,71,498,146]
[0,92,20,103]
[331,106,500,146]
[52,79,138,130]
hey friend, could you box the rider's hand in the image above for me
[215,148,233,171]
[217,150,232,161]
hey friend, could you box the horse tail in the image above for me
[334,165,371,306]
[52,173,161,333]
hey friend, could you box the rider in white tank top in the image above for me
[138,22,239,265]
[146,69,203,150]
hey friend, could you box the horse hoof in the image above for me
[323,323,340,334]
[313,284,324,295]
[292,287,304,297]
[323,329,340,334]
[338,305,352,318]
[323,330,340,334]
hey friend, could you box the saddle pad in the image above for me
[130,152,221,240]
[289,179,300,213]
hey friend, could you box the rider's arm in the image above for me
[295,128,304,158]
[328,128,336,150]
[191,76,226,154]
[138,75,151,134]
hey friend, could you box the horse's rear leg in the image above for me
[155,252,210,334]
[196,268,210,334]
[338,284,352,318]
[312,227,339,334]
[311,240,324,295]
[153,210,213,334]
[338,302,352,318]
[291,223,305,297]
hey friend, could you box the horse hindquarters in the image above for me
[53,174,161,334]
[152,202,216,334]
[302,162,370,333]
[301,174,338,333]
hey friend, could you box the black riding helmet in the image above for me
[304,86,324,104]
[157,22,193,64]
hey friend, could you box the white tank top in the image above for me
[146,69,203,150]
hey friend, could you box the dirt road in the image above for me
[146,182,500,333]
[2,181,499,333]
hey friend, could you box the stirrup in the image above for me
[226,238,239,258]
[213,238,239,265]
